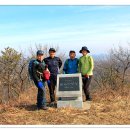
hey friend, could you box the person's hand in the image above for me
[85,74,89,78]
[38,81,43,89]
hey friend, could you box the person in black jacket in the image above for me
[32,50,48,110]
[44,48,62,106]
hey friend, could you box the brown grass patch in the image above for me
[0,86,130,125]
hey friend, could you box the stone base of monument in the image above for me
[57,98,91,110]
[57,97,83,109]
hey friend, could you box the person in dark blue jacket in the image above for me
[44,48,62,106]
[63,50,79,74]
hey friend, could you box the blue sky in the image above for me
[0,6,130,56]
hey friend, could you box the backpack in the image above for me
[28,59,37,80]
[28,59,50,81]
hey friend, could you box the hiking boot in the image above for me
[42,106,48,110]
[86,98,92,101]
[86,95,92,101]
[49,102,55,107]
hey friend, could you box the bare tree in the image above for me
[110,45,130,84]
[93,44,130,90]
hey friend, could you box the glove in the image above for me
[84,74,89,78]
[38,81,44,89]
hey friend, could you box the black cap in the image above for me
[69,50,76,54]
[49,48,56,52]
[37,50,44,55]
[79,46,90,53]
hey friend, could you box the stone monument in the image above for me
[56,73,83,109]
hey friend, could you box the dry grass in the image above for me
[0,85,130,125]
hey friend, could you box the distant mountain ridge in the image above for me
[76,53,107,60]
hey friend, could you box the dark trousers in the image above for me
[34,80,46,108]
[47,76,57,102]
[82,76,92,100]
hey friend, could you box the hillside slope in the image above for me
[0,86,130,125]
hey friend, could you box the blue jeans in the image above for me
[34,80,46,108]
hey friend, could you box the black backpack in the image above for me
[28,59,39,80]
